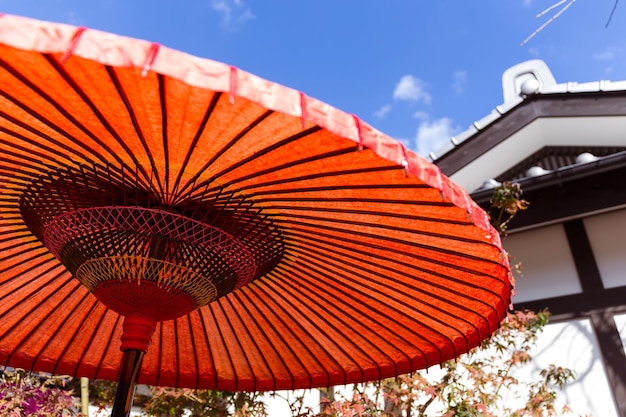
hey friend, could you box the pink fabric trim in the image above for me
[60,26,86,62]
[0,13,503,243]
[141,42,160,77]
[229,65,237,104]
[352,115,363,150]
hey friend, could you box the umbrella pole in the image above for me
[112,350,145,417]
[111,312,157,417]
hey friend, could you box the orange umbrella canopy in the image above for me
[0,15,511,392]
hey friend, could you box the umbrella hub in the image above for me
[39,206,258,319]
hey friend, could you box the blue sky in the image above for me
[1,1,625,156]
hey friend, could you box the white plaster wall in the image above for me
[615,313,626,355]
[504,224,581,303]
[584,208,626,289]
[513,319,618,417]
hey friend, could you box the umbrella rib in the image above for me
[286,254,477,356]
[192,146,358,195]
[247,183,431,198]
[281,220,501,267]
[0,143,60,168]
[265,270,403,380]
[175,109,274,199]
[190,126,322,194]
[264,268,419,374]
[277,212,487,245]
[155,321,164,387]
[284,233,507,319]
[254,196,453,207]
[1,271,74,368]
[170,91,222,199]
[231,289,301,390]
[71,303,111,378]
[275,263,451,365]
[0,113,95,166]
[195,308,220,389]
[158,74,171,202]
[44,56,155,188]
[219,295,276,391]
[105,66,165,197]
[267,205,473,226]
[174,321,181,388]
[291,244,491,341]
[250,282,342,388]
[205,304,242,390]
[33,282,91,374]
[209,166,407,196]
[183,313,202,389]
[0,258,64,304]
[94,313,122,381]
[0,56,125,169]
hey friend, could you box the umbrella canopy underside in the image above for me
[0,15,511,392]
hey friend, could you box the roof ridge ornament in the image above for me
[501,59,556,102]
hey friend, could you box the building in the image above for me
[429,59,626,417]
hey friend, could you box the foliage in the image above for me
[139,387,267,417]
[295,310,578,417]
[488,181,529,236]
[0,368,81,416]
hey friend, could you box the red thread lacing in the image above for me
[352,115,364,151]
[229,66,238,104]
[61,26,86,63]
[141,43,160,77]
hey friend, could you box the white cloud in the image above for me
[415,117,460,157]
[452,70,468,95]
[412,111,430,122]
[593,46,622,61]
[374,104,392,119]
[212,0,255,27]
[523,0,534,6]
[393,75,431,104]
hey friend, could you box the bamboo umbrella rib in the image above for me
[266,275,379,385]
[276,261,457,363]
[157,74,170,198]
[267,270,406,379]
[289,246,489,343]
[283,235,506,322]
[43,56,158,190]
[218,295,280,390]
[250,281,350,388]
[285,238,507,319]
[93,313,122,381]
[276,212,490,245]
[31,281,90,371]
[230,289,303,390]
[61,301,108,377]
[105,66,165,197]
[0,57,127,170]
[175,109,275,198]
[1,272,75,367]
[170,92,222,198]
[198,147,359,194]
[282,222,502,272]
[190,126,323,193]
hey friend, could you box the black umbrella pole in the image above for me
[112,313,157,417]
[112,349,145,417]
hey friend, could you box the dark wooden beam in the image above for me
[437,92,626,176]
[591,312,626,417]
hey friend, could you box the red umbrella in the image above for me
[0,14,511,416]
